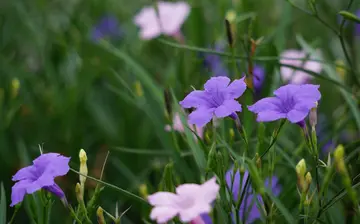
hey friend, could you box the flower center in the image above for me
[281,96,296,113]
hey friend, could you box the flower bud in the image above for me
[139,184,148,199]
[229,128,235,141]
[304,172,312,193]
[255,153,261,169]
[97,206,106,224]
[296,159,307,177]
[225,10,236,48]
[206,144,217,173]
[11,78,20,99]
[134,81,143,97]
[309,103,318,131]
[335,59,346,79]
[334,145,346,174]
[75,183,83,202]
[79,149,88,198]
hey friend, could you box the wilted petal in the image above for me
[214,99,241,118]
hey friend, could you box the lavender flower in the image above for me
[203,42,228,77]
[200,169,281,224]
[252,65,265,93]
[11,153,70,206]
[91,15,122,41]
[356,10,360,37]
[179,76,247,127]
[248,84,321,123]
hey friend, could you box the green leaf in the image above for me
[0,182,6,224]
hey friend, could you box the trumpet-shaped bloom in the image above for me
[134,1,190,40]
[280,49,322,84]
[200,169,281,224]
[165,112,203,139]
[180,76,246,127]
[148,178,219,223]
[91,15,122,41]
[248,84,321,123]
[203,42,228,77]
[11,153,70,206]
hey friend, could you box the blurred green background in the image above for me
[1,0,360,223]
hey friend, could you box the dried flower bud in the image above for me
[309,103,318,130]
[97,207,106,224]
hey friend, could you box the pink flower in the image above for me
[280,49,322,84]
[165,112,203,139]
[148,177,219,223]
[134,1,190,40]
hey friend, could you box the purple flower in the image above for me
[248,84,321,123]
[356,10,360,37]
[200,169,281,224]
[203,42,228,77]
[179,76,246,127]
[252,65,265,93]
[91,15,122,41]
[11,153,70,206]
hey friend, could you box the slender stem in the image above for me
[260,120,286,159]
[70,168,148,205]
[8,206,20,224]
[69,205,83,224]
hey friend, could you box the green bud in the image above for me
[75,183,83,202]
[304,172,312,193]
[339,11,360,24]
[296,159,307,177]
[334,145,346,173]
[138,183,148,199]
[159,162,175,192]
[97,207,106,224]
[255,153,261,169]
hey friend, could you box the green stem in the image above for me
[260,120,286,159]
[70,168,148,205]
[8,205,20,224]
[69,205,83,224]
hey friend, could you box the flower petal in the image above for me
[256,111,287,122]
[179,90,209,109]
[33,153,70,177]
[176,184,201,196]
[12,165,36,181]
[150,206,178,223]
[214,99,241,118]
[159,2,190,35]
[188,107,214,127]
[203,76,230,92]
[286,108,309,123]
[43,184,65,199]
[148,192,178,206]
[248,97,282,113]
[179,204,212,222]
[10,180,32,207]
[225,77,247,99]
[198,178,219,204]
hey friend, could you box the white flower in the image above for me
[148,178,219,223]
[134,1,190,40]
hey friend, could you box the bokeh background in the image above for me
[1,0,360,223]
